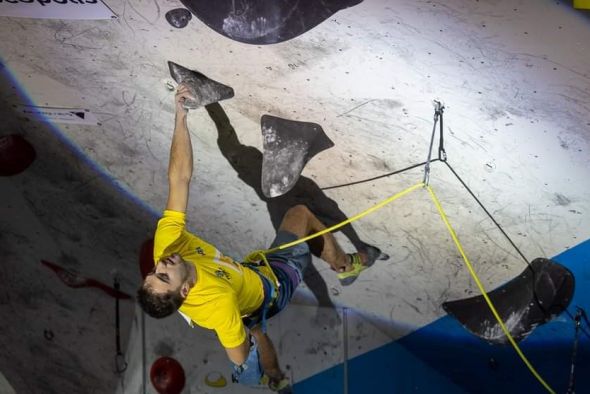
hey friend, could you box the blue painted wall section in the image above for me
[295,339,465,393]
[296,239,590,394]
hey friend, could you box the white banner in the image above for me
[17,105,99,126]
[0,0,116,20]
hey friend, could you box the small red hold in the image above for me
[139,238,155,279]
[150,357,186,394]
[0,134,36,176]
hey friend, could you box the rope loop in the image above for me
[245,250,268,264]
[243,249,280,289]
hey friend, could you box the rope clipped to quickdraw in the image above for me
[244,250,281,290]
[437,103,447,162]
[423,100,445,185]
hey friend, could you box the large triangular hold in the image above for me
[168,61,234,109]
[179,0,362,45]
[443,258,575,344]
[261,115,334,198]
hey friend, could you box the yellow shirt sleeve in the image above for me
[211,294,247,348]
[153,210,186,262]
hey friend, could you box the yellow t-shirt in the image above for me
[153,210,272,348]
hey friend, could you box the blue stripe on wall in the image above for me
[295,239,590,393]
[294,338,465,393]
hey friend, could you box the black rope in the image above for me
[423,102,444,185]
[440,160,562,323]
[581,307,590,329]
[565,309,590,341]
[566,309,583,394]
[438,107,447,162]
[442,161,531,267]
[321,159,438,191]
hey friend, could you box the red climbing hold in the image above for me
[0,134,36,176]
[150,356,186,394]
[139,238,155,279]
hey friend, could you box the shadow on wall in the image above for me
[205,102,379,315]
[0,64,154,393]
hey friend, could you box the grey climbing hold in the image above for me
[165,8,192,29]
[168,61,234,109]
[260,115,334,198]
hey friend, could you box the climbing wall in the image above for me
[0,0,589,393]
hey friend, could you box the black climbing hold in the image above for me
[166,8,192,29]
[179,0,363,44]
[443,258,575,344]
[168,61,234,109]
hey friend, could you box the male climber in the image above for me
[138,84,383,391]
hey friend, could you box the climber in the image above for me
[137,83,384,391]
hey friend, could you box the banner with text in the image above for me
[0,0,115,20]
[17,105,99,126]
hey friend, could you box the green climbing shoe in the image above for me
[337,246,388,286]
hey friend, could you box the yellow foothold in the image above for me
[204,371,227,388]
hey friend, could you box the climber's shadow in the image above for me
[206,103,375,323]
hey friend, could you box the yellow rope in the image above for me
[244,250,281,289]
[425,185,555,394]
[244,182,424,287]
[251,182,425,257]
[244,180,554,393]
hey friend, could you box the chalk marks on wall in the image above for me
[443,258,575,344]
[179,0,363,44]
